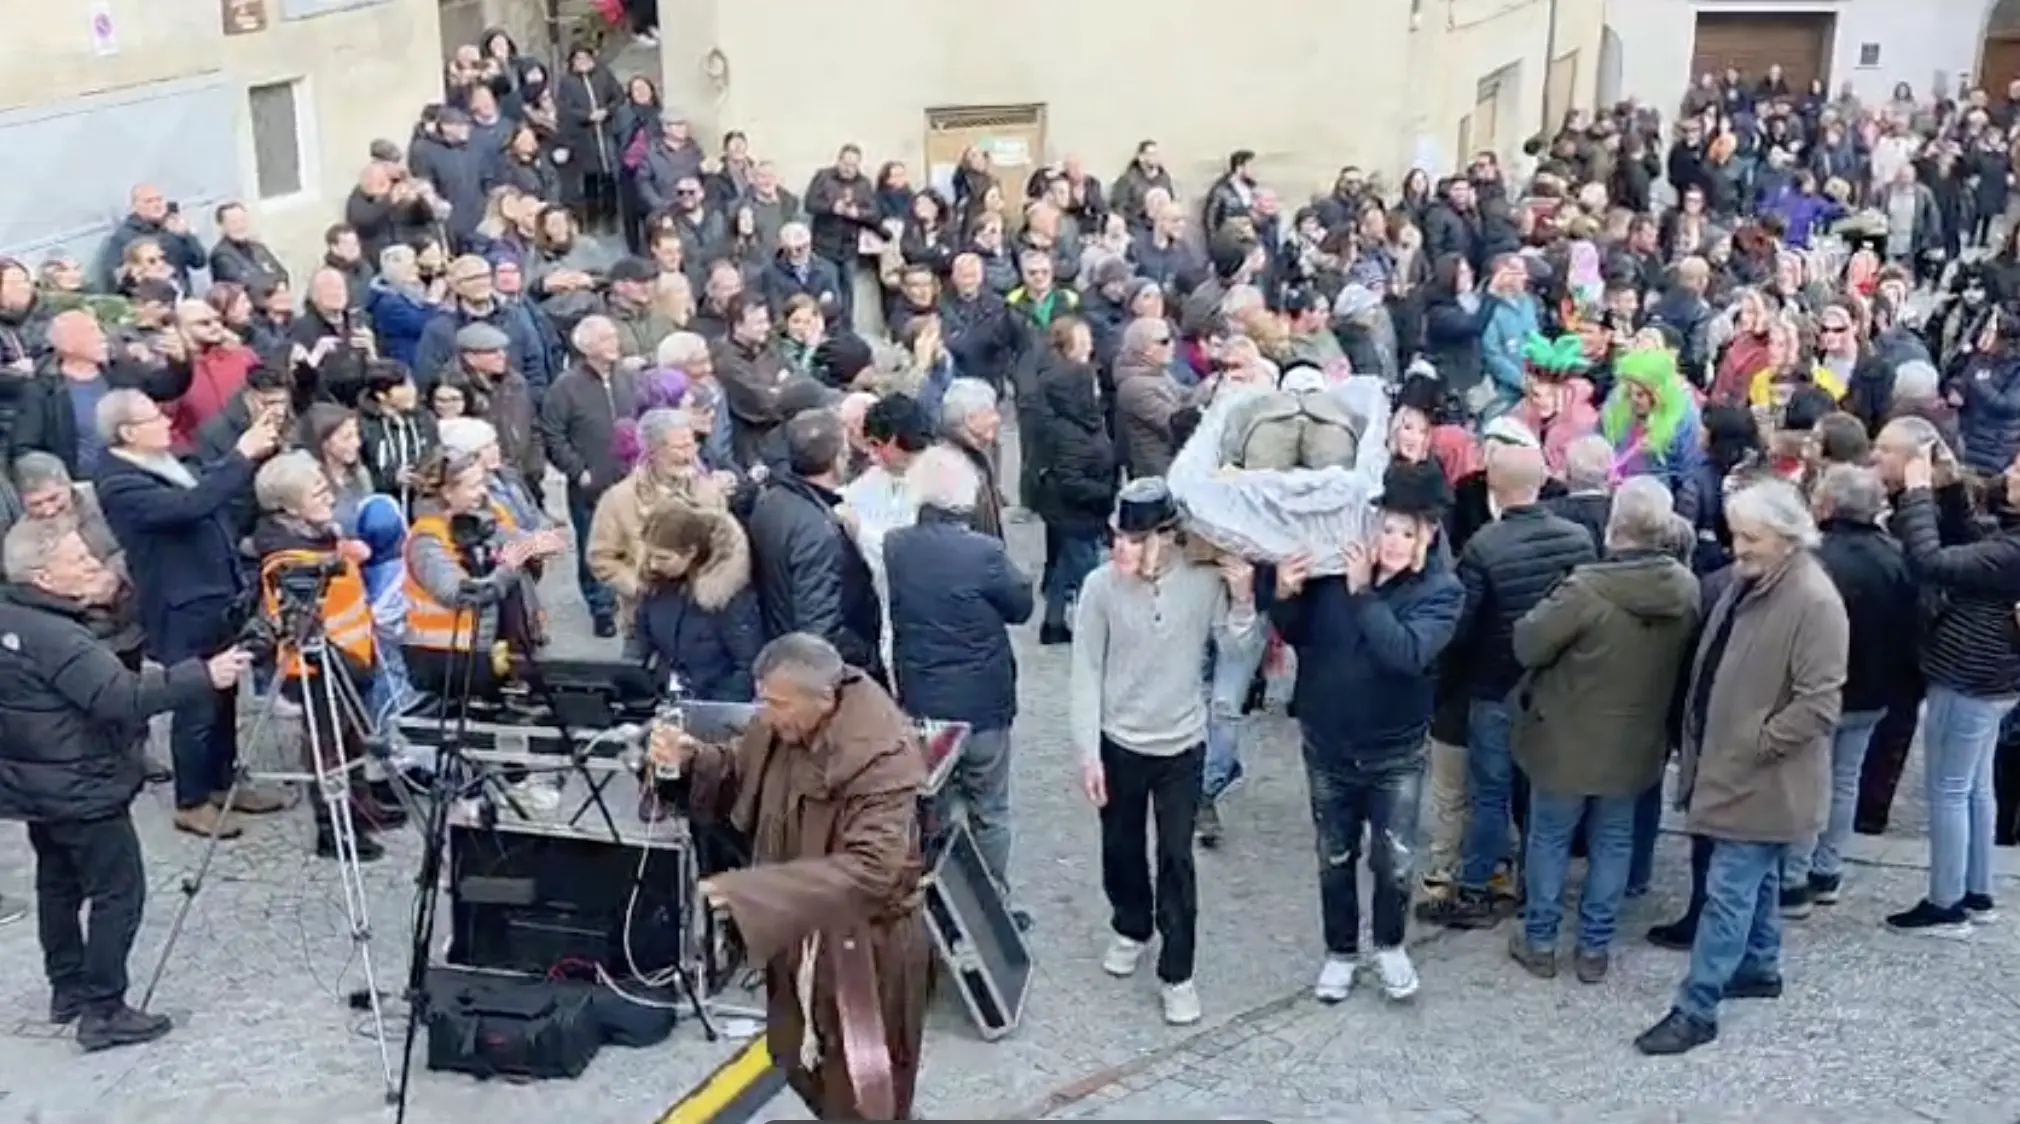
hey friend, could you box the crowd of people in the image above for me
[0,34,2017,1078]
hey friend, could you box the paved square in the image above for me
[2,455,2015,1124]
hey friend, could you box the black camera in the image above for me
[448,511,497,576]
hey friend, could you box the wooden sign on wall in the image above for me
[222,0,268,35]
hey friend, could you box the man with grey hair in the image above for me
[746,409,885,680]
[586,406,726,635]
[884,446,1033,905]
[645,630,932,1118]
[0,523,251,1050]
[1508,470,1700,983]
[542,313,641,636]
[1772,464,1915,916]
[937,377,1006,539]
[1638,477,1847,1056]
[761,220,847,326]
[1546,433,1618,552]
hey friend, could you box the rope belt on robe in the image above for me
[796,929,897,1119]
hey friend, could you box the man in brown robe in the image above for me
[653,631,933,1119]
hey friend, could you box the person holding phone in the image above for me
[1950,307,2020,476]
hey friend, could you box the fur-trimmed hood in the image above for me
[656,503,751,612]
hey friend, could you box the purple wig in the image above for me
[612,367,693,470]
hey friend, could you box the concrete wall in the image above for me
[0,0,444,278]
[1601,0,1994,114]
[659,0,1601,205]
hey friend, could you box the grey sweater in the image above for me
[1069,556,1262,765]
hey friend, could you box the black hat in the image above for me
[813,332,874,385]
[1112,477,1181,535]
[776,377,839,418]
[1378,460,1451,519]
[608,256,656,284]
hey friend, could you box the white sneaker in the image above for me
[1101,934,1145,977]
[1312,956,1357,1003]
[1373,946,1419,1000]
[633,31,660,47]
[1161,979,1202,1025]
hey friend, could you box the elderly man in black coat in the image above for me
[884,444,1034,905]
[94,388,284,840]
[0,522,251,1050]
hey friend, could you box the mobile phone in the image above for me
[166,201,180,216]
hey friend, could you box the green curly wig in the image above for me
[1601,346,1691,461]
[1521,332,1589,378]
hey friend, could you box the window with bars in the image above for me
[248,80,306,199]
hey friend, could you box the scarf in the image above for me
[110,447,197,489]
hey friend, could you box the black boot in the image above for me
[77,1004,173,1052]
[1633,1009,1717,1056]
[1038,621,1072,646]
[352,781,408,831]
[316,816,385,862]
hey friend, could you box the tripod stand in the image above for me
[138,595,399,1102]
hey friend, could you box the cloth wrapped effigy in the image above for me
[1166,375,1392,576]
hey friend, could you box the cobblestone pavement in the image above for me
[2,449,2015,1124]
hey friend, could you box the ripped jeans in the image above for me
[1301,743,1425,954]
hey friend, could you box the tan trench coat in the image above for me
[1677,551,1849,845]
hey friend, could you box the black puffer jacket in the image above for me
[1814,518,1920,713]
[0,586,212,823]
[744,472,883,675]
[1894,487,2020,699]
[1025,355,1118,535]
[1451,503,1597,700]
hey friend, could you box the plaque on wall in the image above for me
[223,0,268,35]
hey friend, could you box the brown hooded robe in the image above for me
[686,669,933,1119]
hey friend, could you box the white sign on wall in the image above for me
[88,0,119,56]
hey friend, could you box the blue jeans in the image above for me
[1922,685,2018,907]
[568,489,614,621]
[1042,528,1103,628]
[1302,746,1424,952]
[1459,698,1516,889]
[1523,790,1636,953]
[1676,839,1786,1024]
[1628,779,1664,896]
[1203,636,1266,800]
[1783,709,1885,885]
[945,726,1013,886]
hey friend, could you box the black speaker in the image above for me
[446,823,685,980]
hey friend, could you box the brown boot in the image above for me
[173,804,243,840]
[213,787,285,815]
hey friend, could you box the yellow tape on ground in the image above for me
[654,1034,788,1124]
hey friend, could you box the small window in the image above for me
[1858,42,1881,68]
[249,80,305,199]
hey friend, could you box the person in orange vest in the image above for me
[402,448,564,700]
[250,451,408,862]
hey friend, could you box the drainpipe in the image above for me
[1540,0,1562,135]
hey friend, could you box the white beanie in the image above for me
[438,417,498,458]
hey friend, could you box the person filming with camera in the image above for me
[94,387,286,840]
[249,451,408,861]
[0,521,252,1051]
[401,448,564,698]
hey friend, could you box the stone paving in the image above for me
[2,442,2017,1123]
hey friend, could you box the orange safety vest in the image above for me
[261,549,374,678]
[404,514,479,652]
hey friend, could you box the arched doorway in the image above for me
[1981,0,2020,95]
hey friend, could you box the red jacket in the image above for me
[169,343,259,451]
